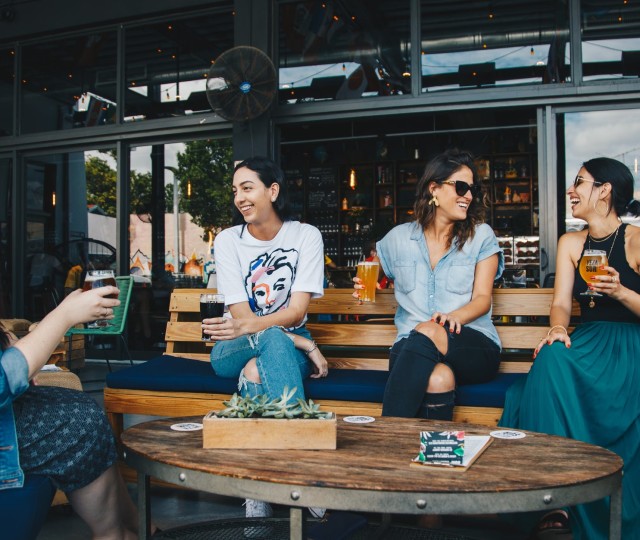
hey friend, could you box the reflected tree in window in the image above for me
[171,139,233,237]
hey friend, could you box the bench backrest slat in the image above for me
[164,288,580,375]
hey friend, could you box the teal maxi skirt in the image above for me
[500,321,640,540]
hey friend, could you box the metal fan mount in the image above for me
[206,46,277,122]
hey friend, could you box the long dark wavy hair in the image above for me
[231,156,291,226]
[0,323,10,351]
[414,148,486,249]
[582,157,640,218]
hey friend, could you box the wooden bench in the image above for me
[105,288,580,446]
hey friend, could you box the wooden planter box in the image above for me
[202,412,337,450]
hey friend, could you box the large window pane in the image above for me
[128,138,232,353]
[421,1,570,92]
[563,109,640,230]
[0,49,14,137]
[0,157,11,316]
[581,1,640,82]
[21,32,117,134]
[124,11,234,122]
[278,0,411,104]
[24,148,116,322]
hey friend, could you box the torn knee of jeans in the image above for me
[238,369,260,393]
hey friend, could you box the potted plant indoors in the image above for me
[203,387,337,449]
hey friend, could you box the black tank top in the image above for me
[573,223,640,322]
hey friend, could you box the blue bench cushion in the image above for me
[106,355,525,408]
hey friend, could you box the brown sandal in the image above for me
[530,510,572,539]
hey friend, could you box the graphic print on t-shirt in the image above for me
[245,248,298,315]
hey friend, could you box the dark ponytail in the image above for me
[627,198,640,217]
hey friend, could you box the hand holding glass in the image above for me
[82,270,117,328]
[200,293,225,341]
[356,262,379,302]
[579,250,608,298]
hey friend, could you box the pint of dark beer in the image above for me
[200,293,225,341]
[83,270,117,327]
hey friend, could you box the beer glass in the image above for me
[200,293,225,341]
[579,250,608,301]
[83,269,117,327]
[356,261,379,302]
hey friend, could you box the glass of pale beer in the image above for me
[83,269,117,327]
[578,249,608,298]
[356,261,379,302]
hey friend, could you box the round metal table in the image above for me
[122,416,623,540]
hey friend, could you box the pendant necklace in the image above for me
[586,224,621,308]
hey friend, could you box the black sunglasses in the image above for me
[573,175,603,189]
[441,180,481,198]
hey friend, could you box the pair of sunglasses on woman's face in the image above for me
[440,180,481,198]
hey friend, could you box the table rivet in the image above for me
[290,491,301,501]
[416,499,427,509]
[179,473,186,482]
[543,495,553,504]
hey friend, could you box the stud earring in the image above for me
[428,194,439,207]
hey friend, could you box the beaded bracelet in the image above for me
[546,325,567,338]
[306,341,318,354]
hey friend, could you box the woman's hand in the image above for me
[431,312,463,334]
[307,347,329,378]
[589,265,624,300]
[352,276,363,299]
[62,287,120,326]
[533,327,571,359]
[202,317,246,341]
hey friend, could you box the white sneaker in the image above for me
[308,507,327,519]
[244,499,273,538]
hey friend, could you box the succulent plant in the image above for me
[216,387,331,419]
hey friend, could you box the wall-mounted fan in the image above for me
[206,46,277,122]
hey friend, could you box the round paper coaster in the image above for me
[170,422,203,432]
[490,430,526,439]
[343,416,375,424]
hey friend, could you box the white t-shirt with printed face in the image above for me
[214,221,324,327]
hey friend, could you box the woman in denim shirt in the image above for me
[1,287,153,539]
[365,149,504,420]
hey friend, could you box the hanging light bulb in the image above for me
[349,169,357,190]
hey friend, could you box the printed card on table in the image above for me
[411,430,493,471]
[414,430,466,466]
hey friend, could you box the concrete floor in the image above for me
[36,359,526,540]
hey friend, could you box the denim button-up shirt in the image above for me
[377,222,504,348]
[0,347,29,490]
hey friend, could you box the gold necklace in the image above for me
[586,224,621,308]
[588,223,620,243]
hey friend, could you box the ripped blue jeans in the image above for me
[210,326,312,401]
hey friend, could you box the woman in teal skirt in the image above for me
[500,157,640,539]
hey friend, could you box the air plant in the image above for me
[216,387,331,419]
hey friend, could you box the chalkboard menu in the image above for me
[307,167,338,210]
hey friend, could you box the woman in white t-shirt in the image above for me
[204,157,328,405]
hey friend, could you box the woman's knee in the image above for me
[242,358,261,383]
[426,364,455,393]
[414,321,448,352]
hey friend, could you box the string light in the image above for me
[349,169,357,190]
[52,192,56,207]
[187,180,192,197]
